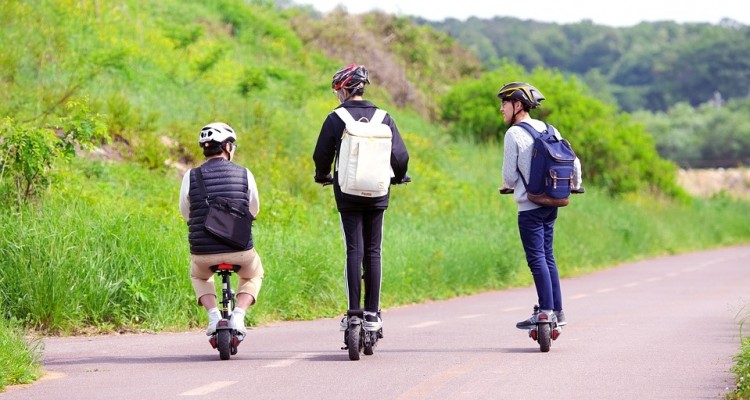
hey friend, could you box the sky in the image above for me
[294,0,748,27]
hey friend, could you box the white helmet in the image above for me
[199,122,236,144]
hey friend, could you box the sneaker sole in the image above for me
[363,323,382,331]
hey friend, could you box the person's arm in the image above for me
[179,170,191,221]
[573,157,583,190]
[386,114,409,182]
[312,113,339,181]
[246,169,260,218]
[501,130,519,189]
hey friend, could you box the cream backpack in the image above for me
[334,108,394,197]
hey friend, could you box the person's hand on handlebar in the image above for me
[314,173,334,186]
[391,174,412,185]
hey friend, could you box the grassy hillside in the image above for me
[2,0,750,391]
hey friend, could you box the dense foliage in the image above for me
[420,17,750,113]
[440,63,684,196]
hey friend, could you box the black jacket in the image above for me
[313,100,410,211]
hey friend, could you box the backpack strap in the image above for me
[513,122,542,188]
[193,167,211,205]
[334,108,356,124]
[371,109,387,124]
[518,121,562,141]
[515,121,542,138]
[334,108,388,124]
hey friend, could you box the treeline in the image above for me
[635,98,750,167]
[419,16,750,113]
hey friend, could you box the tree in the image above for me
[0,99,107,208]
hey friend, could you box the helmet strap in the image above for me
[224,142,234,161]
[510,101,522,125]
[337,89,352,103]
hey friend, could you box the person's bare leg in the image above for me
[200,294,217,310]
[231,293,255,336]
[234,293,253,310]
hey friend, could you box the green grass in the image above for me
[730,338,750,399]
[3,154,750,335]
[728,307,750,399]
[2,156,750,390]
[0,318,42,391]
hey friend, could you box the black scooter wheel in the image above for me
[217,329,232,360]
[347,325,362,361]
[363,330,374,356]
[538,324,551,353]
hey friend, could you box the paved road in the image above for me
[3,246,749,399]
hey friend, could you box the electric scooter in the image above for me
[499,186,583,352]
[208,263,243,360]
[341,310,383,361]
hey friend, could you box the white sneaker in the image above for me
[231,309,247,336]
[339,316,348,331]
[206,309,221,336]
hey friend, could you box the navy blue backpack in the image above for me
[516,122,577,207]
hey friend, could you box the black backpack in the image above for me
[516,122,577,207]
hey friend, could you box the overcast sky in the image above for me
[294,0,747,27]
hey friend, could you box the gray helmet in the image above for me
[497,82,545,109]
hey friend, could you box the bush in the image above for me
[439,62,685,197]
[0,99,107,208]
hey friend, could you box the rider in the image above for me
[497,82,582,329]
[179,122,264,338]
[312,64,410,333]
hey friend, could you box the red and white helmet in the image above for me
[199,122,236,144]
[331,64,370,92]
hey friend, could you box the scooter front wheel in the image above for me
[216,320,232,360]
[363,330,374,356]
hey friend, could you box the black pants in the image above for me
[339,209,385,313]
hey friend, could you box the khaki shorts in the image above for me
[189,249,264,306]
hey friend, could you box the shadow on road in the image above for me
[44,354,217,365]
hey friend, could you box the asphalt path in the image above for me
[3,246,749,399]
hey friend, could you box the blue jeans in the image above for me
[518,207,562,311]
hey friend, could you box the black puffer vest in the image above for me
[187,158,253,254]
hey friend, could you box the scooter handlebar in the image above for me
[498,187,585,195]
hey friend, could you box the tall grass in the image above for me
[0,317,42,391]
[728,307,750,399]
[3,146,750,337]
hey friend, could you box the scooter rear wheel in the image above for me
[538,323,551,353]
[347,325,362,361]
